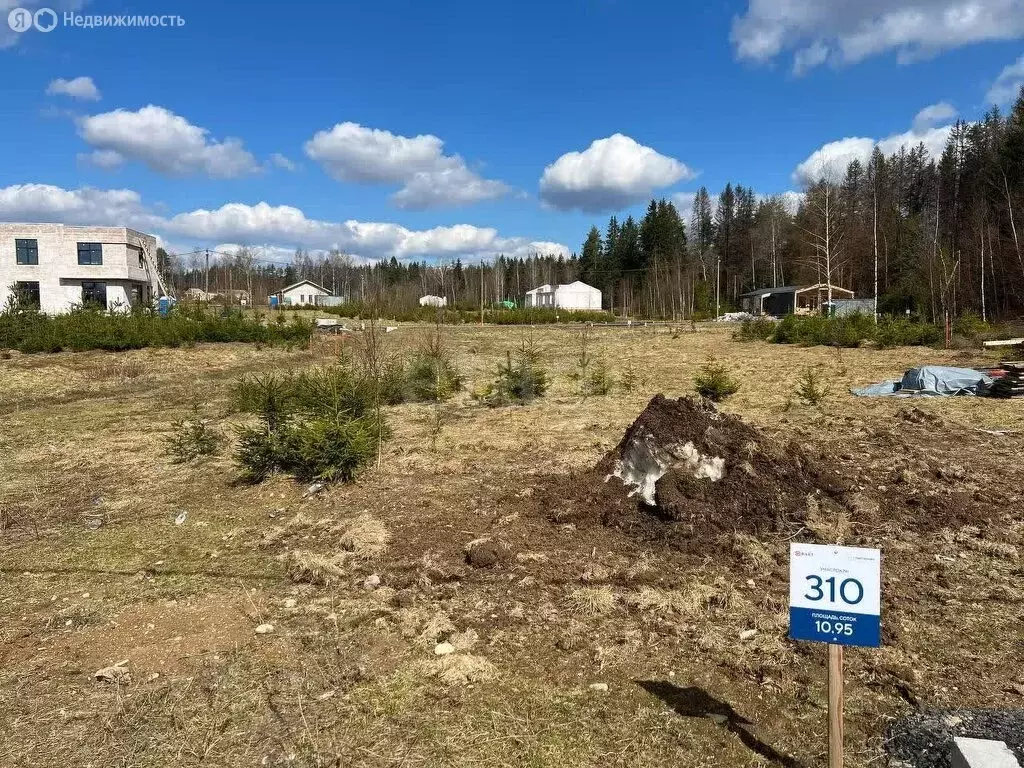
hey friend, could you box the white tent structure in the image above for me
[419,295,447,307]
[524,281,602,311]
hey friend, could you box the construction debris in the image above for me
[854,366,993,397]
[987,362,1024,399]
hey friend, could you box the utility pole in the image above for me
[204,249,210,300]
[479,264,484,326]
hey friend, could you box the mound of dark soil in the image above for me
[535,395,859,547]
[599,395,851,535]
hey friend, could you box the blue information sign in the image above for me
[789,543,881,648]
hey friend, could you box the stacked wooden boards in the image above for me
[988,361,1024,398]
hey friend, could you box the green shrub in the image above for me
[582,357,613,397]
[694,359,740,402]
[733,317,777,341]
[619,360,641,393]
[796,367,831,406]
[231,353,394,484]
[476,339,549,406]
[278,417,382,483]
[165,406,224,463]
[768,312,941,349]
[874,317,943,348]
[317,302,614,325]
[233,373,297,431]
[951,312,990,339]
[0,304,312,354]
[404,352,462,402]
[235,425,285,482]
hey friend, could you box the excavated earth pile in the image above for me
[539,395,871,547]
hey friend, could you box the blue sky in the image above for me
[1,0,1023,263]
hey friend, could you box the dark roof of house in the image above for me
[740,286,800,298]
[740,283,854,298]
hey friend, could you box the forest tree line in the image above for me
[164,91,1024,321]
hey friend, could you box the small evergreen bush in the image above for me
[165,403,224,463]
[693,359,740,402]
[0,304,312,354]
[796,367,831,406]
[404,352,463,402]
[733,317,777,341]
[476,338,549,406]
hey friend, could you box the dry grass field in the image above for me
[1,324,1022,767]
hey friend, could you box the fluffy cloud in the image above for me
[269,153,297,172]
[77,105,259,178]
[0,183,567,262]
[304,122,508,209]
[793,107,956,184]
[79,149,125,170]
[986,54,1024,105]
[46,76,101,101]
[912,101,957,131]
[779,190,806,214]
[391,165,509,210]
[732,0,1024,74]
[539,134,696,213]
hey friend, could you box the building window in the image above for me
[14,281,40,309]
[15,238,39,265]
[81,281,107,308]
[77,242,103,266]
[130,245,144,269]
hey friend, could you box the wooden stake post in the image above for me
[789,544,881,768]
[828,644,844,768]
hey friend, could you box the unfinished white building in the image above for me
[524,280,602,311]
[0,223,161,313]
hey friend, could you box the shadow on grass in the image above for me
[637,680,805,768]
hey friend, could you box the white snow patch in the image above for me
[606,428,725,505]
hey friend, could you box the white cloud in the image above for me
[391,165,508,210]
[794,137,878,184]
[986,54,1024,105]
[912,101,957,131]
[269,153,297,172]
[46,76,101,101]
[779,190,806,214]
[732,0,1024,74]
[670,191,698,222]
[77,105,259,178]
[79,149,125,170]
[304,121,508,209]
[793,108,956,185]
[0,183,158,227]
[0,183,567,262]
[539,134,696,213]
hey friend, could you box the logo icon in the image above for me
[33,7,57,32]
[7,7,32,32]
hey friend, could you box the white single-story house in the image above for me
[524,280,602,311]
[277,280,331,306]
[419,295,447,307]
[0,223,161,313]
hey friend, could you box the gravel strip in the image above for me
[886,709,1024,767]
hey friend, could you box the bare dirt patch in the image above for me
[39,592,255,677]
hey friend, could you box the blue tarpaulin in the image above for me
[852,365,993,397]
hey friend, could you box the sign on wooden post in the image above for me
[789,543,881,768]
